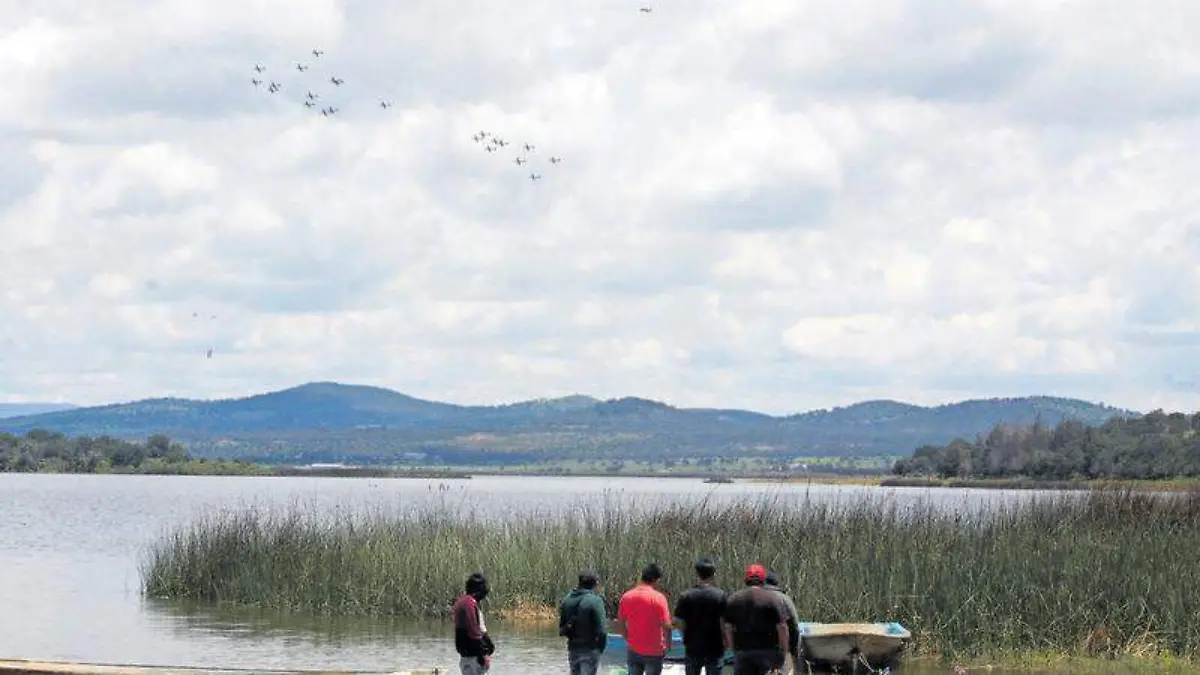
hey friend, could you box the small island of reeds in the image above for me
[141,490,1200,664]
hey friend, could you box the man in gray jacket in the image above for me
[764,571,801,671]
[559,570,608,675]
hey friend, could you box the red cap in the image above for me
[745,563,767,583]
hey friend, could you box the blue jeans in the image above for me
[627,651,665,675]
[569,647,601,675]
[685,655,724,675]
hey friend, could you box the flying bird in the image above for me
[529,173,542,181]
[330,76,344,85]
[268,82,281,92]
[523,143,536,152]
[304,101,315,108]
[251,78,262,86]
[254,64,265,72]
[296,63,308,71]
[312,49,324,57]
[307,91,319,100]
[549,156,562,164]
[380,100,393,109]
[322,106,339,116]
[515,157,526,165]
[640,7,652,12]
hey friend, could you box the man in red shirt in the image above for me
[617,563,673,675]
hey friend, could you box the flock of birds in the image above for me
[470,132,563,182]
[216,4,660,359]
[247,50,566,182]
[249,49,371,117]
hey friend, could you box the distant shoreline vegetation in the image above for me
[141,491,1200,662]
[892,410,1200,481]
[0,430,468,478]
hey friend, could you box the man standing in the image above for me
[559,570,608,675]
[722,564,790,675]
[764,571,801,670]
[617,563,673,675]
[673,558,728,675]
[452,572,495,675]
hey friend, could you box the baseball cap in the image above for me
[745,563,767,583]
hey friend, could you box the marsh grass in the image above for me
[141,489,1200,659]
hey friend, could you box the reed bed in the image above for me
[141,489,1200,659]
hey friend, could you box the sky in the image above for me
[2,0,1200,415]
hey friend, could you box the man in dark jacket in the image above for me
[559,569,608,675]
[764,571,801,670]
[452,572,496,674]
[722,564,789,675]
[673,558,728,675]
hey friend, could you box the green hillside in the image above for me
[0,383,1137,465]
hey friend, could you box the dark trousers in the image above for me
[732,649,784,675]
[684,654,724,675]
[627,651,665,675]
[568,647,601,675]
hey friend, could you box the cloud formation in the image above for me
[2,0,1199,414]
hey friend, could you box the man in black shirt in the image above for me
[672,558,728,675]
[722,564,789,675]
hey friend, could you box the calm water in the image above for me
[0,474,1072,673]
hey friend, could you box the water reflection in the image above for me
[142,599,564,673]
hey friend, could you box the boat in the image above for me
[797,622,911,670]
[0,661,447,675]
[603,621,910,671]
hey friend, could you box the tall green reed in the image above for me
[141,489,1200,659]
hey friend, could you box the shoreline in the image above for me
[7,465,1200,491]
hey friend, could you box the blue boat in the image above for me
[602,631,731,664]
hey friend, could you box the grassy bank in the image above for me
[880,476,1200,491]
[141,490,1200,660]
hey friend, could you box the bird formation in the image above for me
[250,49,392,117]
[472,132,563,182]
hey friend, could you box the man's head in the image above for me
[465,572,489,600]
[694,557,716,582]
[764,571,780,588]
[578,569,600,590]
[744,563,767,586]
[640,563,664,587]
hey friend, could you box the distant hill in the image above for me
[0,382,1139,464]
[0,403,77,419]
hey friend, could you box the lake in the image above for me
[0,473,1085,673]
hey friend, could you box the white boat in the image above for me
[797,622,911,670]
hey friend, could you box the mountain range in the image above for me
[0,383,1139,465]
[0,403,79,419]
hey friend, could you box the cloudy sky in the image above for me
[2,0,1199,415]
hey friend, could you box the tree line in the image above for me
[3,429,204,473]
[892,410,1200,480]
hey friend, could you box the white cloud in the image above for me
[2,0,1200,415]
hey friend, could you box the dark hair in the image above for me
[765,571,779,587]
[640,563,664,583]
[694,558,716,580]
[465,572,489,599]
[578,570,600,589]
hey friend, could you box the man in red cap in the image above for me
[721,563,790,675]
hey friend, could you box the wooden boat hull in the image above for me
[0,661,446,675]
